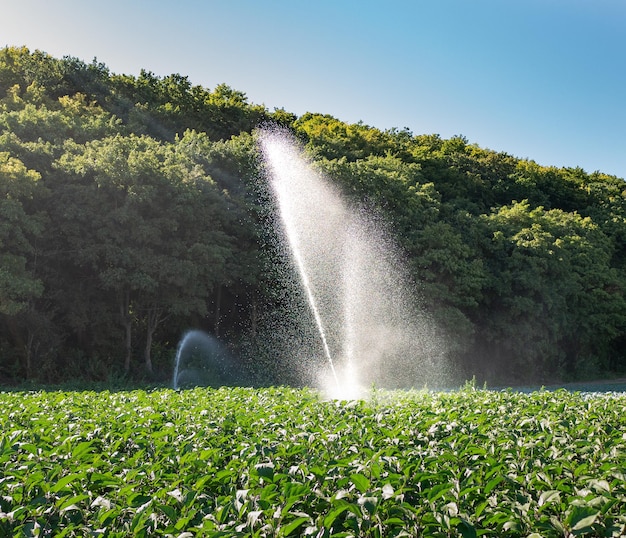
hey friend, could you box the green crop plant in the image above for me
[1,387,625,536]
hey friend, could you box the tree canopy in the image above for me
[0,46,624,385]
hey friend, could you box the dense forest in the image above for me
[1,46,625,386]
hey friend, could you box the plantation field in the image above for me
[1,387,625,537]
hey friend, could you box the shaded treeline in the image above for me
[1,47,625,385]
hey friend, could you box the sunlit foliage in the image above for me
[1,387,625,536]
[0,46,625,384]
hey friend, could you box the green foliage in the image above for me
[476,201,626,381]
[111,72,270,141]
[0,152,44,316]
[1,387,625,536]
[0,45,625,384]
[50,133,243,372]
[295,113,408,161]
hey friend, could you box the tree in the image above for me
[110,72,270,141]
[55,134,237,373]
[0,152,44,316]
[0,152,47,378]
[476,200,625,381]
[295,113,400,161]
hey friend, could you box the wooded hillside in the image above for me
[1,47,624,385]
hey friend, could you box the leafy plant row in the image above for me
[1,386,625,536]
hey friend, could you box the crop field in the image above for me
[1,386,625,537]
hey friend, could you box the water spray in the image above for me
[259,126,447,396]
[262,133,340,387]
[286,236,340,386]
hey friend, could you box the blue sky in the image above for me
[2,0,625,178]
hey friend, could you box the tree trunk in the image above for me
[144,326,154,375]
[120,292,132,373]
[144,305,167,374]
[25,331,34,379]
[123,320,132,373]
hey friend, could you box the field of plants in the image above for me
[1,386,625,537]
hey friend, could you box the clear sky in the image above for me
[1,0,625,178]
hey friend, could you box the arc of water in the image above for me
[288,233,340,386]
[173,351,180,390]
[273,183,340,386]
[259,127,446,395]
[172,331,192,390]
[264,136,340,387]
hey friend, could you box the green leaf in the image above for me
[157,503,178,521]
[484,475,504,495]
[71,440,94,459]
[283,482,310,502]
[571,514,598,532]
[280,516,309,536]
[89,472,119,489]
[323,505,351,528]
[350,473,370,493]
[59,494,89,511]
[254,462,275,480]
[358,495,378,515]
[383,517,406,525]
[19,443,39,455]
[457,519,477,538]
[538,490,561,507]
[52,473,84,493]
[98,508,119,526]
[127,493,152,508]
[426,483,452,502]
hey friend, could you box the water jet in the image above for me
[172,330,231,389]
[260,127,447,398]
